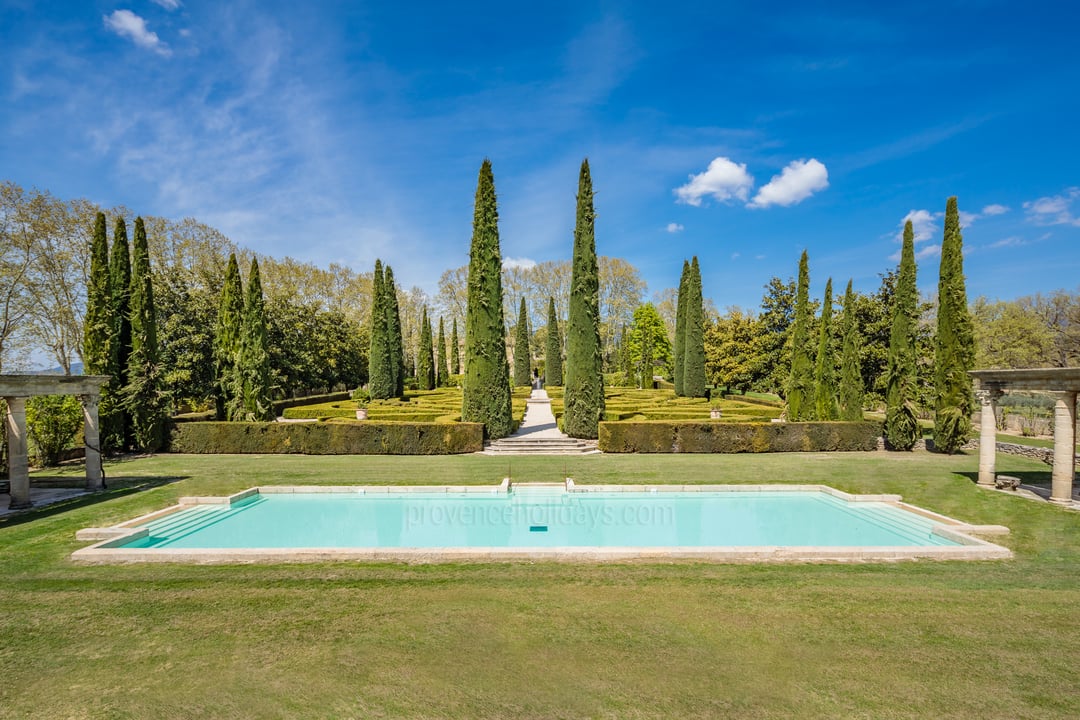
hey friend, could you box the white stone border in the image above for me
[71,483,1013,564]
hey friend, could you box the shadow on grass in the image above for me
[957,470,1053,486]
[0,474,188,529]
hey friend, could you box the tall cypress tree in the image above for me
[462,159,513,438]
[563,159,605,439]
[673,260,690,396]
[436,317,448,387]
[839,279,864,421]
[934,196,975,453]
[418,306,435,390]
[215,254,244,419]
[450,318,460,375]
[84,212,120,450]
[513,297,531,386]
[786,250,815,421]
[682,256,707,397]
[368,260,394,399]
[384,266,405,397]
[109,216,132,445]
[125,217,164,450]
[885,221,920,450]
[812,278,839,420]
[545,296,563,386]
[240,257,273,420]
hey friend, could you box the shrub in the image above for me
[272,391,352,417]
[26,395,84,466]
[599,421,881,453]
[169,421,484,455]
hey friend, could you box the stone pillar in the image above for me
[1049,391,1077,505]
[976,387,1003,486]
[80,393,104,491]
[4,396,30,510]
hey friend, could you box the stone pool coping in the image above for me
[71,482,1013,564]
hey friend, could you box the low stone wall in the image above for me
[995,441,1054,465]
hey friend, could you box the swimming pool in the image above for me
[72,483,1011,563]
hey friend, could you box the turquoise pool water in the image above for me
[119,489,960,549]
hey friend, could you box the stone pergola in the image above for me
[2,375,110,510]
[970,368,1080,505]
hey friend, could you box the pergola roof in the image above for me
[0,375,111,396]
[969,368,1080,393]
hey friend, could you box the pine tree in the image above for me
[83,212,120,451]
[450,318,460,375]
[786,250,815,421]
[682,256,707,397]
[109,216,132,446]
[812,278,839,420]
[513,297,531,386]
[885,221,920,449]
[934,196,976,453]
[418,306,435,390]
[673,260,690,396]
[368,260,394,399]
[462,159,513,438]
[125,217,164,450]
[563,159,605,439]
[839,279,864,421]
[240,257,273,420]
[215,254,244,419]
[436,317,448,387]
[545,296,563,386]
[384,266,405,397]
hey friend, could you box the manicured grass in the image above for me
[546,387,782,422]
[997,432,1080,452]
[281,387,530,423]
[2,451,1079,717]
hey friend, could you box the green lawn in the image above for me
[997,432,1080,453]
[2,451,1079,718]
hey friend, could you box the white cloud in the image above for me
[502,257,537,270]
[665,222,684,233]
[990,236,1027,249]
[958,210,978,227]
[897,209,941,243]
[103,10,171,56]
[151,0,182,10]
[747,158,829,209]
[1023,188,1080,226]
[982,203,1009,216]
[915,244,941,261]
[674,157,754,206]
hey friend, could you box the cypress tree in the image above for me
[450,318,460,375]
[545,296,563,386]
[84,212,121,451]
[513,297,531,386]
[368,260,394,399]
[215,254,245,419]
[564,159,605,438]
[462,159,513,439]
[109,216,132,446]
[786,250,815,421]
[436,317,448,387]
[934,196,975,453]
[682,256,707,397]
[418,306,434,390]
[839,279,864,421]
[384,266,405,397]
[885,221,920,450]
[673,260,690,396]
[812,278,839,420]
[125,217,164,450]
[240,258,273,420]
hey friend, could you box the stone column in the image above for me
[80,393,104,491]
[4,396,30,510]
[976,387,1003,486]
[1049,391,1077,505]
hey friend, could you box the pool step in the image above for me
[482,437,599,455]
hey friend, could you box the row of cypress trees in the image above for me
[214,253,273,421]
[83,213,166,452]
[673,257,706,397]
[368,260,407,399]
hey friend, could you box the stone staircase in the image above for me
[483,436,599,455]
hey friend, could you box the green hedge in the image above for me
[169,421,484,455]
[272,391,352,416]
[598,421,881,453]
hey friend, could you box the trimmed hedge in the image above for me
[169,421,484,455]
[273,391,352,417]
[599,421,881,453]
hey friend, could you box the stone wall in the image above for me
[994,441,1054,465]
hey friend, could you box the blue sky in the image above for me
[2,0,1078,310]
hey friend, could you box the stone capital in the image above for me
[975,387,1004,406]
[78,393,99,412]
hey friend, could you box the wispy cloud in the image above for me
[990,236,1027,248]
[674,157,754,206]
[889,242,941,263]
[1023,188,1080,226]
[982,203,1009,216]
[748,158,829,209]
[103,10,171,56]
[896,209,941,243]
[503,257,537,270]
[151,0,183,10]
[665,222,684,233]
